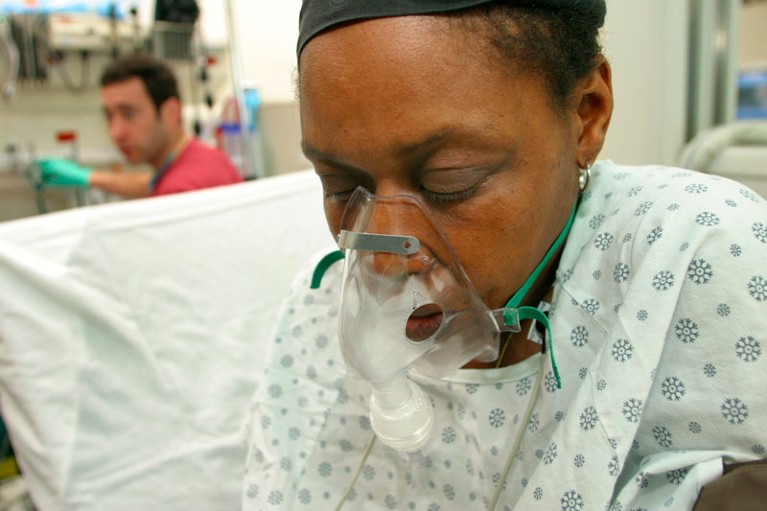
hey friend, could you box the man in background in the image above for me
[38,54,242,198]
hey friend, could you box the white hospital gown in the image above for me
[242,161,767,510]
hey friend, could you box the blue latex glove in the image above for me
[37,158,92,187]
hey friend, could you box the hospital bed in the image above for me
[0,170,334,510]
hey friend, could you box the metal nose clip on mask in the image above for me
[336,187,521,453]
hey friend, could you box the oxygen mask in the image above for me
[336,187,521,452]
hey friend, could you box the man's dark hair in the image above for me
[100,54,181,112]
[448,4,605,114]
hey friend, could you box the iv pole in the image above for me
[222,0,258,179]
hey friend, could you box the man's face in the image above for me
[101,76,172,167]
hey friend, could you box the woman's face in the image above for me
[300,15,607,310]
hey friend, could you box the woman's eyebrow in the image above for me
[301,142,347,165]
[393,124,503,160]
[392,131,452,159]
[301,142,367,174]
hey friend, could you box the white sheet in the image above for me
[0,171,334,511]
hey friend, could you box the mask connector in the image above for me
[369,373,434,453]
[489,308,522,333]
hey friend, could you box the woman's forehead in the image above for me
[299,19,555,139]
[299,16,499,91]
[298,17,550,124]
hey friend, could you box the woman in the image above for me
[242,1,767,509]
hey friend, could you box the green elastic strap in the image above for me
[517,306,559,388]
[503,200,579,389]
[310,250,345,289]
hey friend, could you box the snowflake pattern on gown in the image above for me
[242,162,767,511]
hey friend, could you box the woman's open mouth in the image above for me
[406,303,443,342]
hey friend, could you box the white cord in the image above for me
[487,353,545,511]
[334,433,377,511]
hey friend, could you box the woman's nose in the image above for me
[370,250,435,279]
[365,204,436,278]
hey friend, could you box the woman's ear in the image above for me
[575,57,613,167]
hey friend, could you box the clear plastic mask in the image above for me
[336,187,520,452]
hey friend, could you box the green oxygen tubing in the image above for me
[500,199,580,389]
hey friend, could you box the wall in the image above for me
[600,2,689,166]
[136,0,302,103]
[227,0,301,104]
[739,1,767,68]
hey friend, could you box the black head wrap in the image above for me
[298,0,606,57]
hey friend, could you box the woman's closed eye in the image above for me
[418,167,495,205]
[324,188,357,202]
[319,174,365,203]
[420,182,483,204]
